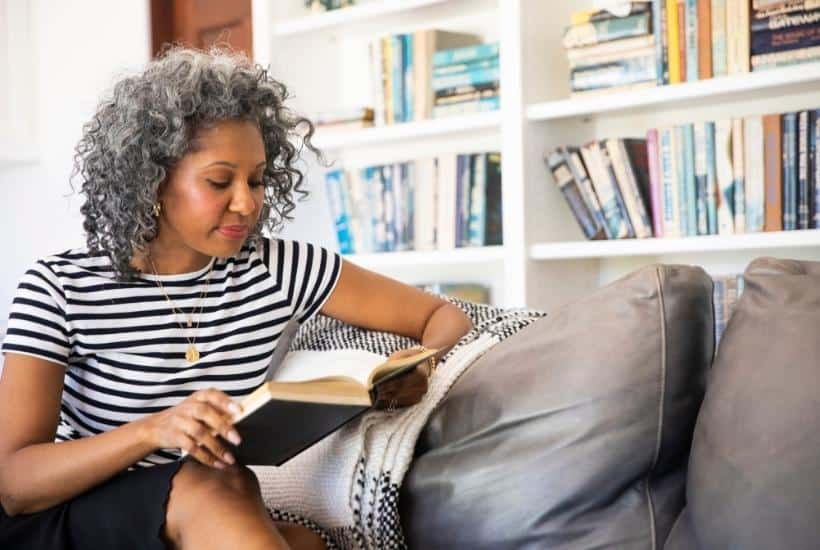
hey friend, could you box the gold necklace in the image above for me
[148,256,214,364]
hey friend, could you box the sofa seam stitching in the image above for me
[646,266,668,550]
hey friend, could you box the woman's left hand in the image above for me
[373,348,434,410]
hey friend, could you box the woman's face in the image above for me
[155,119,267,262]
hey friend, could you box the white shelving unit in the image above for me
[253,0,820,311]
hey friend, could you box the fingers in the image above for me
[178,416,236,468]
[193,388,243,418]
[376,370,429,409]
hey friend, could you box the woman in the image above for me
[0,47,472,550]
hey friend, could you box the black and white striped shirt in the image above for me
[2,238,341,467]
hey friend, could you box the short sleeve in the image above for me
[2,260,71,367]
[266,238,342,324]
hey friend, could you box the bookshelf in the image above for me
[253,0,820,311]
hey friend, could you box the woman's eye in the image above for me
[250,180,265,188]
[207,179,231,188]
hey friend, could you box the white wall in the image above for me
[0,0,336,338]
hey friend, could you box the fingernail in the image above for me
[228,430,241,445]
[223,452,235,465]
[214,460,226,469]
[228,403,242,415]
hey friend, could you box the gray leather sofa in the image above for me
[401,257,820,550]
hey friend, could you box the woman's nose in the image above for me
[229,182,256,215]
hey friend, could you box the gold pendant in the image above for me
[185,345,200,363]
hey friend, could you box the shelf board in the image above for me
[344,245,506,269]
[529,230,820,260]
[526,62,820,121]
[272,0,450,36]
[312,110,502,149]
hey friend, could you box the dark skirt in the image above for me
[0,460,183,550]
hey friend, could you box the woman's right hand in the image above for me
[140,388,243,469]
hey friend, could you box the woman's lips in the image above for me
[218,225,249,239]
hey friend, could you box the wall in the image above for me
[0,0,336,339]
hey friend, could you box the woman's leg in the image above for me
[163,460,325,550]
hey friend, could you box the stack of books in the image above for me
[369,30,484,125]
[325,152,502,254]
[305,0,354,13]
[545,107,820,240]
[431,42,500,118]
[751,0,820,71]
[563,2,658,95]
[713,273,744,348]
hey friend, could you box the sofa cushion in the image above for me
[400,265,714,549]
[687,257,820,549]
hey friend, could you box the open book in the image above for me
[229,347,437,466]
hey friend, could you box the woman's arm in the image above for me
[320,260,474,362]
[0,354,240,516]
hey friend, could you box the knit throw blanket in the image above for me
[251,299,545,549]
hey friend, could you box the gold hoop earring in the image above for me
[152,202,161,217]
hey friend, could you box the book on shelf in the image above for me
[313,107,374,132]
[544,105,820,241]
[325,153,502,254]
[417,282,490,304]
[751,1,820,69]
[432,42,500,118]
[713,273,744,349]
[304,0,354,13]
[230,347,438,466]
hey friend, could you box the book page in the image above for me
[273,349,388,386]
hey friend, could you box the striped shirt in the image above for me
[1,238,342,467]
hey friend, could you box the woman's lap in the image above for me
[0,460,183,550]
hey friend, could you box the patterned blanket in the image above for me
[251,299,545,549]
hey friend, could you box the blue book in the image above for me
[783,113,798,230]
[813,109,820,229]
[798,111,810,230]
[653,0,668,84]
[402,34,414,122]
[685,0,699,82]
[432,66,500,91]
[433,58,499,77]
[704,121,719,235]
[324,170,353,254]
[683,124,697,236]
[694,123,709,235]
[433,42,499,67]
[391,35,404,123]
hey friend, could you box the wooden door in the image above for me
[151,0,252,58]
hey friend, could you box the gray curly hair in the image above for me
[72,45,318,281]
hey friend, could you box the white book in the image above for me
[714,119,736,235]
[435,153,458,250]
[743,116,765,233]
[414,158,437,250]
[659,127,681,239]
[732,118,746,234]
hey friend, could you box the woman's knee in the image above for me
[174,459,260,502]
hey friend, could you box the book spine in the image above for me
[432,66,501,91]
[647,128,665,237]
[433,42,499,67]
[694,122,710,235]
[715,119,736,234]
[751,44,820,68]
[581,142,630,238]
[392,35,405,123]
[681,124,697,235]
[610,138,654,238]
[570,54,657,91]
[600,142,637,237]
[340,168,361,253]
[686,0,700,81]
[571,2,652,24]
[414,158,436,250]
[704,121,719,234]
[751,24,820,55]
[654,0,669,84]
[727,0,751,73]
[382,38,394,125]
[369,41,386,126]
[660,127,682,238]
[469,153,487,245]
[814,109,820,229]
[698,0,713,79]
[431,96,500,118]
[567,147,610,239]
[667,0,683,82]
[545,150,600,240]
[711,0,728,76]
[744,115,766,232]
[782,112,798,230]
[435,87,499,105]
[763,113,783,231]
[751,7,820,32]
[678,0,688,81]
[732,118,746,233]
[325,170,354,254]
[484,153,503,245]
[403,34,414,123]
[562,12,652,49]
[798,110,810,229]
[570,44,657,68]
[433,58,499,77]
